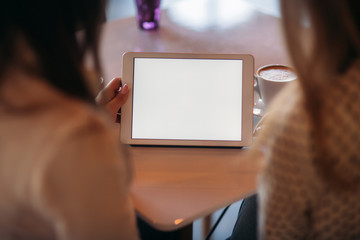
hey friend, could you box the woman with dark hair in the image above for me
[230,0,360,239]
[0,0,139,239]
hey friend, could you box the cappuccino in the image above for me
[258,65,296,82]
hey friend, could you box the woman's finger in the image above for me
[96,77,122,105]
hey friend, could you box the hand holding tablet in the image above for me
[121,52,254,147]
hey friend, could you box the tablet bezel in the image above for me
[121,52,254,147]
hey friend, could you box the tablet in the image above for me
[121,52,254,147]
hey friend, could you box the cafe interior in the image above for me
[4,0,358,239]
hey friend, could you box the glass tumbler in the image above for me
[135,0,161,30]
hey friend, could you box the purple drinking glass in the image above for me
[135,0,161,30]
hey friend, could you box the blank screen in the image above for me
[132,58,243,141]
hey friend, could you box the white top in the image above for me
[0,69,139,240]
[257,60,360,239]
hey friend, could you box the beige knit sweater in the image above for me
[0,68,139,240]
[257,60,360,239]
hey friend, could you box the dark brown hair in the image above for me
[0,0,107,101]
[281,0,360,189]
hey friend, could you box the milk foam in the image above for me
[259,67,296,81]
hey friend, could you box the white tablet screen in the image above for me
[132,58,243,141]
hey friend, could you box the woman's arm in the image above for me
[36,120,139,240]
[258,119,311,240]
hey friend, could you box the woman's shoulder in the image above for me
[50,93,111,137]
[1,71,115,152]
[27,73,112,138]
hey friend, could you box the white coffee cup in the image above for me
[255,64,297,108]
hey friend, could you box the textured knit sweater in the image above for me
[257,60,360,239]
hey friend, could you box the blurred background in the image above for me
[106,0,280,22]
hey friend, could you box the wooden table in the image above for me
[101,0,288,235]
[129,146,261,231]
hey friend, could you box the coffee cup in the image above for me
[255,64,296,108]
